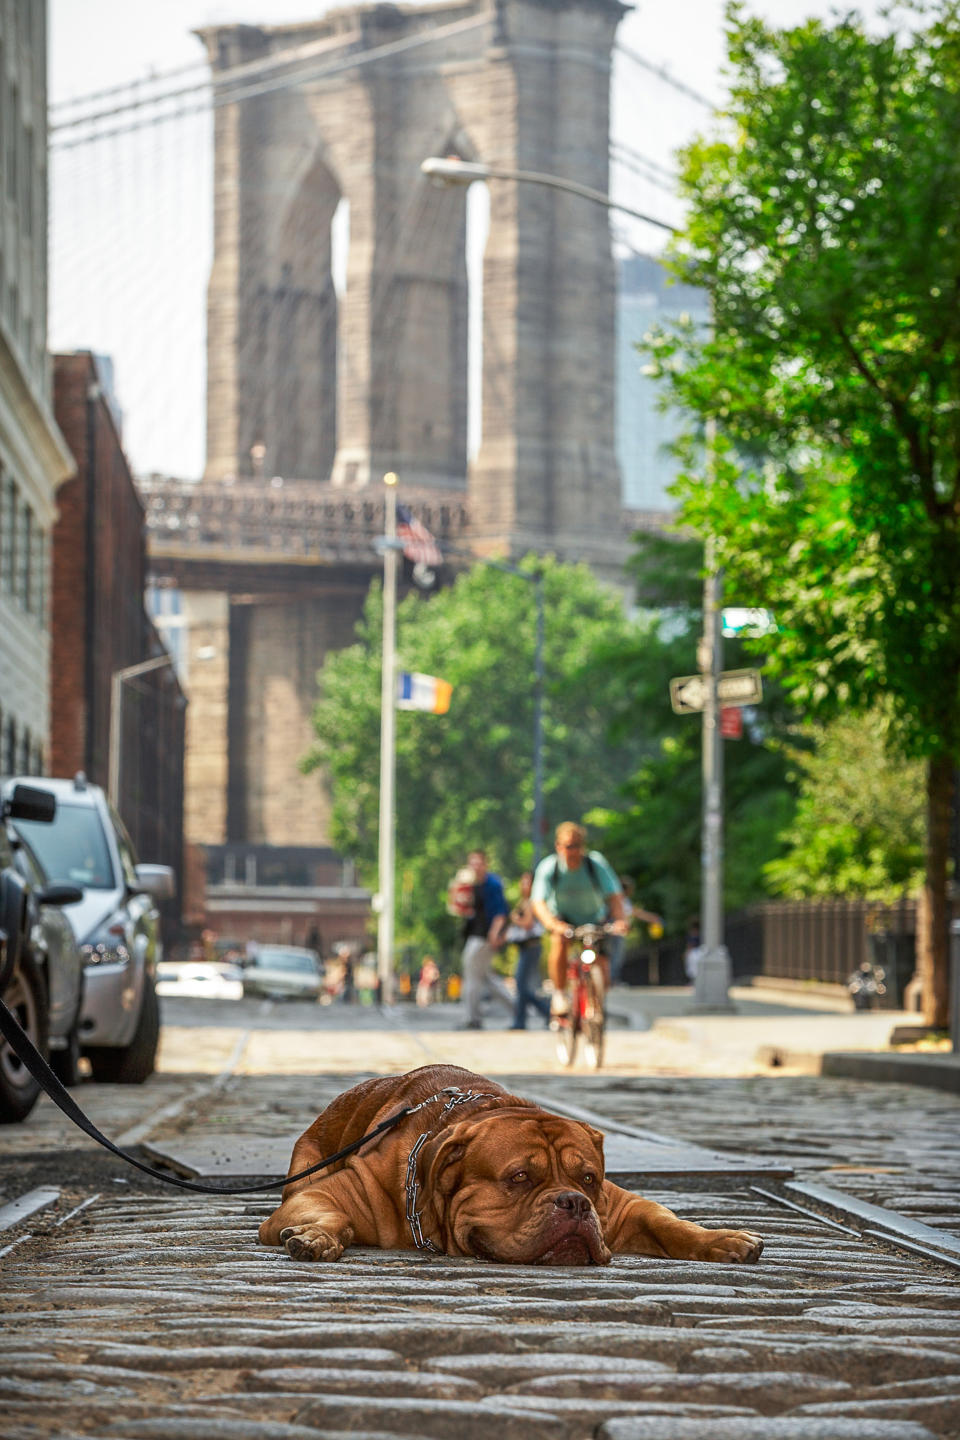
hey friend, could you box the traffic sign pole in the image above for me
[695,437,734,1012]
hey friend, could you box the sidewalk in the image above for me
[606,984,960,1092]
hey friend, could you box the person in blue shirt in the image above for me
[531,821,658,1017]
[459,849,511,1029]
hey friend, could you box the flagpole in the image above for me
[377,472,399,1006]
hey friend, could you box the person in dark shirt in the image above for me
[459,848,511,1030]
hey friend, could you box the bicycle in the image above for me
[552,922,616,1069]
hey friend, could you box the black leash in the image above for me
[0,995,413,1195]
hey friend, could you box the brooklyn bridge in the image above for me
[139,0,658,951]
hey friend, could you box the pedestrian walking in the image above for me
[416,956,440,1007]
[458,849,511,1029]
[505,871,551,1029]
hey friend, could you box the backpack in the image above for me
[542,852,605,914]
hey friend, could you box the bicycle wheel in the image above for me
[583,970,606,1070]
[555,981,580,1066]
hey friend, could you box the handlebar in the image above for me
[559,922,619,941]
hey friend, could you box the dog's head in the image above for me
[420,1109,611,1266]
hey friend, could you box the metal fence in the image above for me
[626,896,918,1002]
[729,897,916,988]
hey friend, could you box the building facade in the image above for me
[0,1,74,775]
[617,253,710,513]
[52,351,186,936]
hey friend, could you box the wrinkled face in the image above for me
[424,1113,611,1266]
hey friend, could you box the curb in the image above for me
[821,1050,960,1094]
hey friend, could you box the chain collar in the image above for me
[403,1087,496,1253]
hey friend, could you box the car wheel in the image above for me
[0,952,49,1123]
[85,975,159,1084]
[50,1010,82,1087]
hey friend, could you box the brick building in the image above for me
[51,351,186,932]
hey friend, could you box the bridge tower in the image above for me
[200,0,626,570]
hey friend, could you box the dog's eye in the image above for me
[582,1172,597,1185]
[509,1170,528,1184]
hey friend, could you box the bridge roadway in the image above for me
[1,990,960,1439]
[139,474,667,586]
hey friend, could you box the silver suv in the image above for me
[7,775,175,1084]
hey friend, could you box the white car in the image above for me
[156,961,243,1001]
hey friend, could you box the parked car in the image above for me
[241,945,323,1001]
[156,960,243,1001]
[1,784,84,1123]
[5,774,175,1085]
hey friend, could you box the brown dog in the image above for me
[260,1065,762,1267]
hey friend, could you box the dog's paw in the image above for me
[696,1228,763,1264]
[279,1223,348,1262]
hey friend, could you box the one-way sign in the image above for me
[669,668,763,715]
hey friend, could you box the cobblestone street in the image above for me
[2,992,959,1439]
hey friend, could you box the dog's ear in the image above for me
[422,1131,469,1198]
[423,1117,477,1198]
[579,1122,606,1166]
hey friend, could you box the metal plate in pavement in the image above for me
[141,1121,795,1186]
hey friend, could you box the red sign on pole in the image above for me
[720,706,743,740]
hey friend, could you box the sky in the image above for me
[47,0,887,481]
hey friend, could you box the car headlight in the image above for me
[81,920,131,966]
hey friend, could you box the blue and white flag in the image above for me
[396,672,452,714]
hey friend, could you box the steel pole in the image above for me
[694,419,733,1011]
[377,475,399,1005]
[951,918,960,1054]
[532,571,545,867]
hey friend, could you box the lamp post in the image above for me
[376,472,400,1004]
[421,155,733,1006]
[108,654,176,809]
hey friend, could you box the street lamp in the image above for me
[421,156,676,233]
[376,472,400,1004]
[421,154,734,1009]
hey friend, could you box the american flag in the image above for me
[396,503,442,567]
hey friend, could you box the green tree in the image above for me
[643,1,960,1024]
[302,557,643,958]
[588,534,796,928]
[765,712,925,899]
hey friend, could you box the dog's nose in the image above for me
[554,1190,592,1219]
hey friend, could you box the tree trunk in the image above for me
[918,753,952,1029]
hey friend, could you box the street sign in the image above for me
[721,607,777,638]
[669,668,763,715]
[720,706,744,739]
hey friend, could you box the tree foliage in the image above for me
[587,533,796,929]
[765,712,925,900]
[641,0,960,1022]
[303,558,644,958]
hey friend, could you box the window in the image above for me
[22,125,32,236]
[21,501,32,612]
[16,804,116,889]
[110,810,141,890]
[6,83,17,203]
[3,716,16,776]
[2,476,16,595]
[34,523,45,625]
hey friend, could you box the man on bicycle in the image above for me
[531,822,628,1021]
